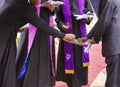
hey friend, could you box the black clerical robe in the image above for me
[16,0,58,87]
[55,0,88,87]
[0,0,65,87]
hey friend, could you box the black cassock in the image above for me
[16,0,57,87]
[0,0,65,87]
[55,0,88,87]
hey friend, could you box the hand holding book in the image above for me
[40,1,64,12]
[74,10,94,20]
[40,1,64,7]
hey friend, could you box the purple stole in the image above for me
[18,1,55,79]
[62,0,89,74]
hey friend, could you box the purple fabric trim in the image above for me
[78,0,89,63]
[28,5,40,54]
[62,0,89,71]
[49,15,55,77]
[28,25,37,54]
[62,0,74,71]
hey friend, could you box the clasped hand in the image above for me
[63,34,75,41]
[77,37,97,44]
[62,22,71,31]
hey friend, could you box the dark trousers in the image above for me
[105,54,120,87]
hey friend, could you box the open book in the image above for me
[74,11,94,20]
[40,1,64,7]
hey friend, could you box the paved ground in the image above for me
[54,42,106,87]
[90,68,106,87]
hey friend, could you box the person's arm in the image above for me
[87,1,115,43]
[24,5,75,40]
[55,6,70,31]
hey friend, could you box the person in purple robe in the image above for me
[54,0,91,87]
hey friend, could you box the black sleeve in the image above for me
[55,6,65,31]
[24,6,65,39]
[87,1,114,43]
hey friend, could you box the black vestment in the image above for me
[0,0,65,87]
